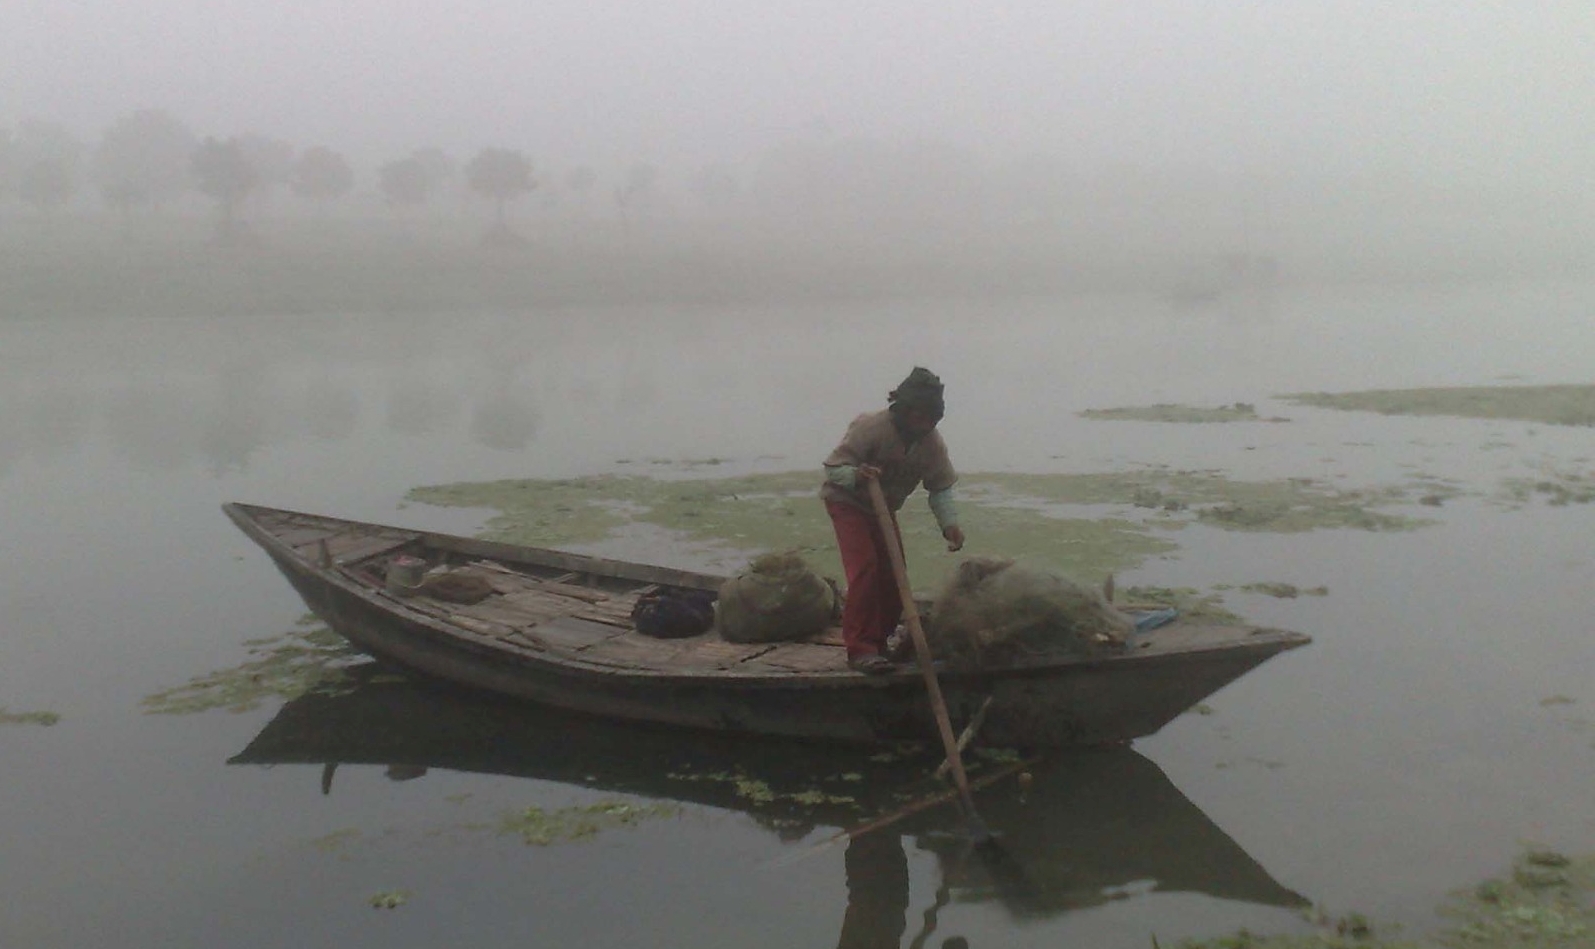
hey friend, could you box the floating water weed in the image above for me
[1283,385,1595,427]
[500,800,680,846]
[368,890,409,910]
[141,623,363,714]
[1081,403,1287,424]
[0,707,61,726]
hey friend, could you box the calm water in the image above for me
[3,281,1594,948]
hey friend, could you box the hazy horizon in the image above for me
[5,2,1592,192]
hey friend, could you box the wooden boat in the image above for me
[224,502,1311,748]
[230,670,1310,914]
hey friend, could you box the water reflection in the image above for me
[383,378,463,437]
[232,669,1307,943]
[0,359,544,472]
[468,385,541,450]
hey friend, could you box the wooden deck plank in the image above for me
[808,626,846,647]
[743,642,850,674]
[500,590,587,623]
[576,632,688,669]
[668,638,780,670]
[274,526,342,548]
[452,597,560,630]
[443,613,518,640]
[534,615,629,651]
[310,532,418,565]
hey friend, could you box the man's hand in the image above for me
[857,464,883,483]
[943,525,966,552]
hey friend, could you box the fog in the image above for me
[3,1,1593,313]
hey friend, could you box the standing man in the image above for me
[822,367,965,674]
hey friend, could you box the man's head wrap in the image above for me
[888,366,945,421]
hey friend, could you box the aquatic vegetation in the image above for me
[410,472,1177,584]
[309,829,362,854]
[1170,849,1595,949]
[141,622,364,715]
[499,800,680,846]
[1081,402,1287,424]
[1283,385,1595,427]
[368,890,409,910]
[410,469,1440,589]
[666,768,864,809]
[1121,587,1245,625]
[972,471,1437,534]
[1502,470,1595,507]
[1440,850,1594,946]
[1225,583,1331,599]
[0,707,61,726]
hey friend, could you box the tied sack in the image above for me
[716,553,840,644]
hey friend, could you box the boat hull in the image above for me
[231,502,1310,748]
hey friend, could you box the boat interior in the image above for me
[244,504,1281,679]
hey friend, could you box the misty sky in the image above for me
[5,1,1592,186]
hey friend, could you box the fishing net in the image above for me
[926,557,1131,667]
[716,551,840,644]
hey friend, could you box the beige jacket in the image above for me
[821,409,957,514]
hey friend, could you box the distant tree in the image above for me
[18,160,74,211]
[93,109,196,213]
[688,162,740,209]
[564,166,597,215]
[566,166,596,195]
[290,146,354,207]
[410,147,456,194]
[465,147,535,239]
[235,133,295,198]
[190,137,258,242]
[0,132,12,216]
[613,162,658,228]
[378,156,433,209]
[0,128,14,201]
[13,119,83,213]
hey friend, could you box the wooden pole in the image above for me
[865,479,990,842]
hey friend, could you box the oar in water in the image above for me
[865,478,994,845]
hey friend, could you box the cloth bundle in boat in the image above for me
[716,552,841,644]
[927,557,1132,668]
[417,569,495,604]
[631,587,718,639]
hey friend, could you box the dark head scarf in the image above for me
[888,366,945,421]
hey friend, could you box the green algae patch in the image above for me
[666,768,864,809]
[409,472,1177,585]
[969,470,1439,534]
[1081,402,1286,423]
[1221,583,1331,599]
[1438,850,1595,947]
[1170,849,1595,949]
[309,829,363,854]
[368,890,410,910]
[0,707,61,726]
[141,620,365,715]
[410,469,1440,591]
[1502,469,1595,508]
[1122,587,1246,625]
[499,800,680,846]
[1283,385,1595,427]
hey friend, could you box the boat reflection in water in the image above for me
[231,667,1306,948]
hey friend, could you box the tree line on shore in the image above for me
[0,109,697,243]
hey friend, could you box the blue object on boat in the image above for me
[1131,608,1179,633]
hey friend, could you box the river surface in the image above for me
[3,281,1593,948]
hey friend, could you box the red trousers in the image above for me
[826,500,905,660]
